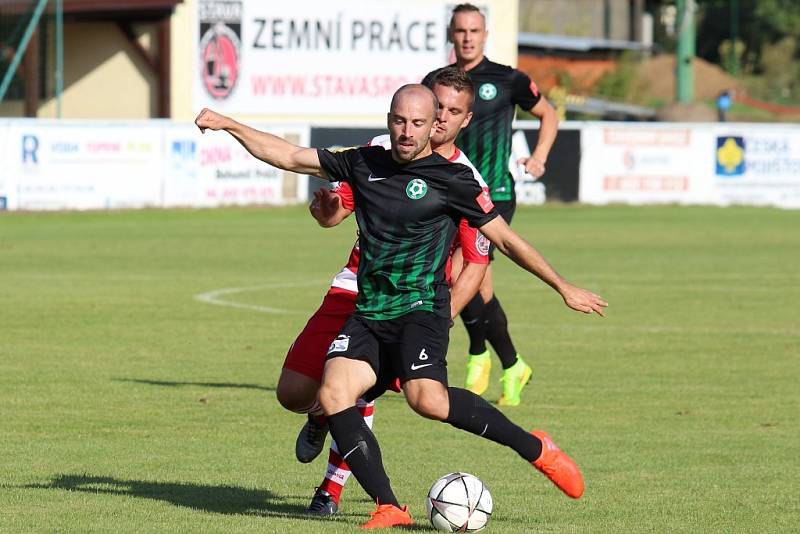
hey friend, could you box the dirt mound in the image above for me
[656,102,718,122]
[639,54,740,102]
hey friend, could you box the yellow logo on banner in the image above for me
[717,137,744,174]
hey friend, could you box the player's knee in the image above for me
[276,384,306,413]
[276,384,300,412]
[276,373,317,413]
[318,382,351,415]
[406,385,449,421]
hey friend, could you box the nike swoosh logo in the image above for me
[368,174,388,182]
[410,363,433,371]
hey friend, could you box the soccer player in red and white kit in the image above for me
[277,67,492,515]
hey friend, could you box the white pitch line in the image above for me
[194,280,328,315]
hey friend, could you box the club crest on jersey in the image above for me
[406,178,428,199]
[475,230,490,256]
[478,83,497,101]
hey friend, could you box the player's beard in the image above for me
[392,133,430,163]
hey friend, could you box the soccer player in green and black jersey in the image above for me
[422,3,560,406]
[195,85,605,528]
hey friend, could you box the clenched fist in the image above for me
[194,108,231,133]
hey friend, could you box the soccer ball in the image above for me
[425,472,493,532]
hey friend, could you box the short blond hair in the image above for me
[449,3,485,29]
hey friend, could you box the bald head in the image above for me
[390,84,439,120]
[387,84,438,163]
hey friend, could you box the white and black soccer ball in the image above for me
[425,472,493,532]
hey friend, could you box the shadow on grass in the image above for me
[23,474,336,520]
[114,378,275,392]
[21,474,441,530]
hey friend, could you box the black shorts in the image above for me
[326,311,450,401]
[489,198,516,261]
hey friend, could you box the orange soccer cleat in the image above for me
[531,430,585,499]
[361,503,413,529]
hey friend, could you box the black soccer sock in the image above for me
[444,387,542,462]
[460,293,488,355]
[483,296,519,370]
[327,406,399,507]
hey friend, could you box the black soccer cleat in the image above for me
[305,488,338,516]
[295,414,329,463]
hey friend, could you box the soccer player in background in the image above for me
[195,84,606,528]
[423,3,560,406]
[278,68,491,516]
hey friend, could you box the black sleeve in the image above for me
[317,147,358,183]
[511,69,542,111]
[448,166,500,228]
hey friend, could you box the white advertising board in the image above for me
[192,0,461,116]
[7,122,163,211]
[579,124,716,205]
[580,122,800,208]
[510,130,545,205]
[1,120,310,211]
[712,125,800,209]
[163,123,309,207]
[4,119,797,211]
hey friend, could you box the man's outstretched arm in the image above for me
[195,108,326,177]
[478,216,608,316]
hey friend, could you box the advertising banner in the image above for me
[509,130,544,205]
[579,124,716,205]
[4,120,797,212]
[515,124,582,203]
[712,125,800,208]
[7,121,163,211]
[163,123,309,207]
[193,0,462,116]
[307,126,385,197]
[307,125,579,204]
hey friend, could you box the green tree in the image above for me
[648,0,800,75]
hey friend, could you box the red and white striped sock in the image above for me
[318,397,374,504]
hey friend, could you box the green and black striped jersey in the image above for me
[317,146,498,320]
[423,57,541,201]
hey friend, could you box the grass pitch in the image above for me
[1,205,798,533]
